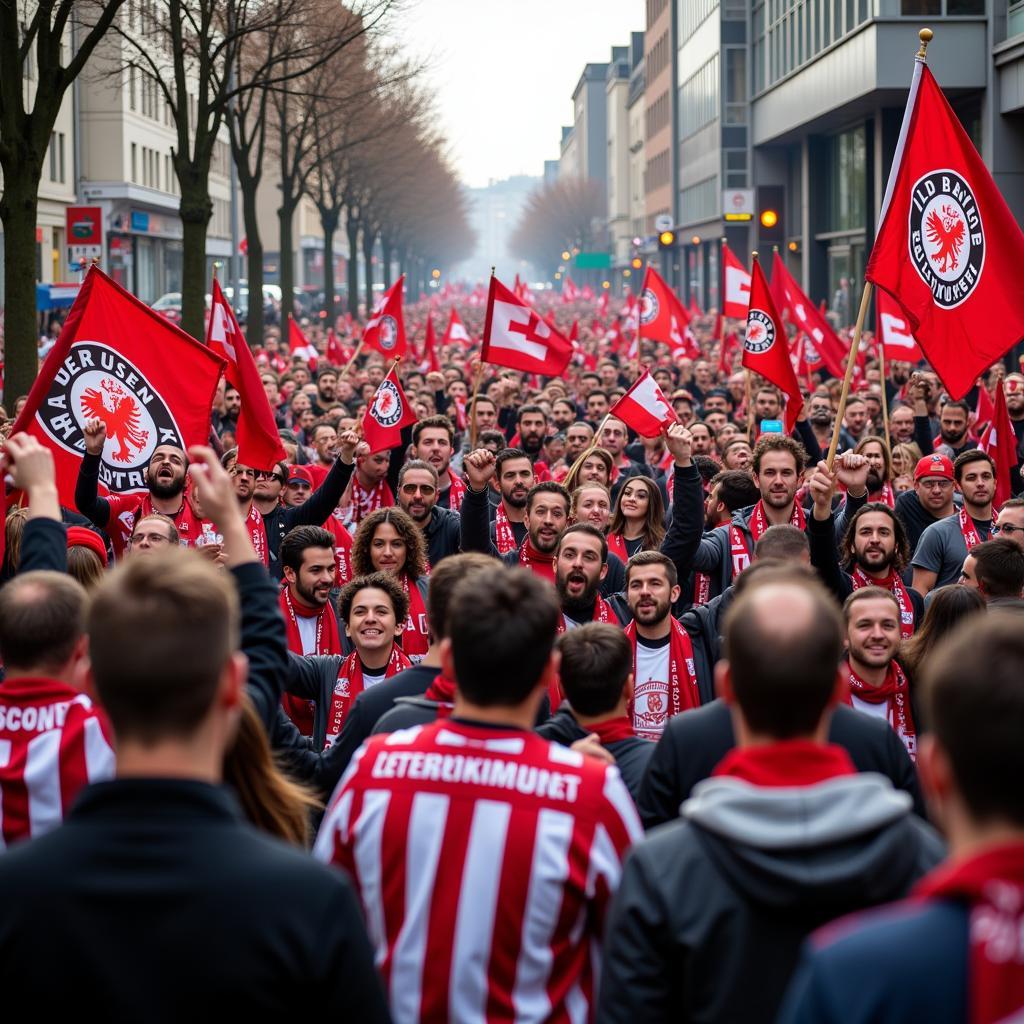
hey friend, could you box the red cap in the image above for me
[286,465,314,487]
[914,453,954,482]
[66,526,109,565]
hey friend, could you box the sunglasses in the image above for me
[255,469,286,483]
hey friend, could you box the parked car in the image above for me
[151,292,183,324]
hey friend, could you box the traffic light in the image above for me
[757,186,784,246]
[631,256,643,270]
[658,230,675,249]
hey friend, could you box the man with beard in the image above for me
[312,368,338,416]
[912,450,996,593]
[894,453,957,550]
[77,418,197,556]
[487,448,534,555]
[278,525,343,737]
[933,399,976,459]
[807,461,924,632]
[586,389,611,424]
[513,404,548,466]
[304,423,338,487]
[222,385,241,433]
[553,524,628,630]
[806,392,847,454]
[684,434,869,600]
[411,415,465,511]
[551,398,577,431]
[395,459,462,568]
[843,587,917,760]
[703,470,761,531]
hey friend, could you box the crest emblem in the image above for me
[744,310,776,354]
[909,169,984,308]
[377,314,399,351]
[371,379,404,428]
[639,287,660,325]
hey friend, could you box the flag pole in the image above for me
[342,338,365,378]
[468,266,495,450]
[826,282,873,468]
[745,251,758,440]
[878,333,892,451]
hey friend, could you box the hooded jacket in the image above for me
[597,771,944,1024]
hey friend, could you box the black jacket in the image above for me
[536,705,654,803]
[423,504,462,568]
[637,699,927,829]
[0,779,390,1020]
[598,768,944,1024]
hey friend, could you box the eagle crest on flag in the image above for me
[80,379,150,464]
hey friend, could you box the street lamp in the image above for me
[561,250,571,261]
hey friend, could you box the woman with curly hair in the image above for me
[606,476,666,562]
[351,506,430,660]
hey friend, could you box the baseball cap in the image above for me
[286,466,314,487]
[914,453,954,482]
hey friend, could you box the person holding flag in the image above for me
[481,274,573,378]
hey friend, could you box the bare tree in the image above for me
[0,1,127,400]
[110,0,396,340]
[509,177,606,280]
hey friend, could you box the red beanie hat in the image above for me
[66,526,109,565]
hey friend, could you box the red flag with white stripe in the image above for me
[722,244,752,318]
[609,371,678,437]
[876,289,924,362]
[207,278,286,470]
[442,307,470,347]
[288,317,318,368]
[979,382,1017,510]
[482,276,573,376]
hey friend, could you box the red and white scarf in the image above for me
[399,572,430,660]
[549,596,617,710]
[625,618,700,741]
[518,538,555,581]
[245,504,269,566]
[606,531,629,565]
[876,481,895,508]
[588,715,636,745]
[279,587,343,737]
[324,511,353,586]
[494,502,519,555]
[111,491,202,557]
[729,500,806,576]
[713,740,856,786]
[851,566,915,639]
[350,476,393,524]
[446,468,467,511]
[914,843,1024,1024]
[959,505,992,551]
[845,659,917,760]
[325,644,411,748]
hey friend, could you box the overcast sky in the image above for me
[389,0,645,188]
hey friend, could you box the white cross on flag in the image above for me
[482,276,573,376]
[609,371,677,438]
[722,243,752,318]
[876,289,923,361]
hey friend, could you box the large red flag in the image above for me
[288,317,318,368]
[722,244,752,318]
[482,276,573,376]
[441,307,470,348]
[421,315,441,373]
[609,371,677,437]
[876,288,924,363]
[979,382,1017,510]
[638,266,698,358]
[361,365,417,454]
[10,266,224,506]
[742,257,802,434]
[207,278,286,471]
[362,276,407,358]
[770,252,848,379]
[866,59,1024,398]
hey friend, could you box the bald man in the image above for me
[599,568,943,1024]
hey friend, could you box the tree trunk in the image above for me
[321,206,340,329]
[239,169,265,346]
[179,182,212,340]
[0,169,42,403]
[362,224,376,311]
[346,214,360,316]
[278,197,298,327]
[382,236,393,289]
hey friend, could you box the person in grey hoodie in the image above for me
[597,567,944,1024]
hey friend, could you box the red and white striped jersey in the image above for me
[314,719,642,1024]
[0,676,115,848]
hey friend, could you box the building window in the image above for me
[681,176,718,224]
[724,46,747,125]
[824,126,866,232]
[680,54,719,139]
[129,68,136,111]
[48,131,66,183]
[131,143,137,183]
[679,0,719,43]
[723,148,748,188]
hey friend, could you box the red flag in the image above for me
[326,328,347,365]
[10,266,224,506]
[561,276,579,304]
[596,290,609,318]
[482,276,573,376]
[637,267,676,346]
[288,317,318,368]
[441,307,470,348]
[421,315,441,373]
[722,244,752,318]
[609,371,677,437]
[568,319,579,344]
[866,60,1024,399]
[361,366,417,454]
[875,289,924,362]
[207,278,286,471]
[363,276,407,358]
[979,382,1017,510]
[742,257,802,434]
[975,379,995,429]
[769,252,848,379]
[687,294,702,319]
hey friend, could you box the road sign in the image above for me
[66,205,103,266]
[654,213,673,233]
[722,189,755,222]
[574,251,612,269]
